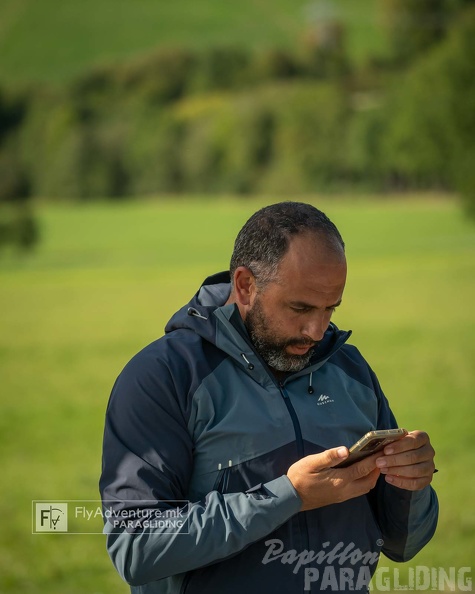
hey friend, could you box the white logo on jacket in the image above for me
[317,394,334,406]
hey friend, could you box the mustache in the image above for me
[285,339,317,348]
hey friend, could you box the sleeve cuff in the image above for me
[263,475,303,516]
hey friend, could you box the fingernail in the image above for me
[337,447,348,458]
[385,475,394,484]
[376,458,387,467]
[385,447,394,455]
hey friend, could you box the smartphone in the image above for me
[334,428,408,468]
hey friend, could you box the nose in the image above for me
[302,312,330,343]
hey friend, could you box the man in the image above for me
[100,202,438,593]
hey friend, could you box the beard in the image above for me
[245,297,316,373]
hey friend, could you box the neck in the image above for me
[270,368,290,384]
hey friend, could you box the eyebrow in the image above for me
[289,299,342,310]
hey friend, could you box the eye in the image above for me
[290,305,311,313]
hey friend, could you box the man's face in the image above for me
[244,233,347,373]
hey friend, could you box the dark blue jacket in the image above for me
[100,272,438,593]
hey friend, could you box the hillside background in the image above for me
[1,0,475,224]
[0,0,384,84]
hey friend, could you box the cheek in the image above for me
[275,314,302,337]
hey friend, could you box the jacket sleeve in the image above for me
[368,367,439,561]
[99,347,302,587]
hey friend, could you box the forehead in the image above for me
[267,233,347,299]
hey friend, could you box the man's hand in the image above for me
[375,430,436,491]
[287,447,381,512]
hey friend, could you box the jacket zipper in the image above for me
[279,382,310,567]
[279,383,304,459]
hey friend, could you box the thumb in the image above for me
[310,446,349,471]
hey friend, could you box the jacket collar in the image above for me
[165,271,351,388]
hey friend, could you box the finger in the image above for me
[346,467,381,498]
[355,467,381,488]
[382,430,429,455]
[384,473,433,491]
[324,446,349,468]
[344,452,381,480]
[331,467,381,505]
[308,446,349,471]
[378,460,435,478]
[376,444,435,470]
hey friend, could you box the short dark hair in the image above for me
[229,201,345,288]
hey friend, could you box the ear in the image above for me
[232,266,257,307]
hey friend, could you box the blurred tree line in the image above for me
[1,0,475,252]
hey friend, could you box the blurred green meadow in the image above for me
[0,0,383,84]
[0,196,474,593]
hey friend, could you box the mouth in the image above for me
[286,343,315,355]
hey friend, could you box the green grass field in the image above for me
[0,0,385,85]
[0,196,474,593]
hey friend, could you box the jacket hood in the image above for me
[165,271,352,389]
